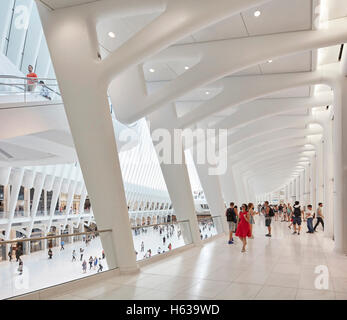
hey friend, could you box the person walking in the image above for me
[305,205,315,233]
[141,241,144,252]
[264,201,274,237]
[314,202,324,232]
[292,201,302,235]
[287,203,293,229]
[102,250,105,259]
[18,258,23,275]
[8,250,12,262]
[80,247,84,261]
[48,248,53,259]
[235,204,251,252]
[60,240,65,250]
[89,256,93,270]
[225,202,238,244]
[97,260,103,273]
[72,250,76,262]
[82,260,87,273]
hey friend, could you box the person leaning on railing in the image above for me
[26,65,38,92]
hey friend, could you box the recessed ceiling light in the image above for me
[149,68,155,73]
[184,66,189,70]
[268,59,273,63]
[254,10,261,17]
[205,91,210,95]
[108,31,116,38]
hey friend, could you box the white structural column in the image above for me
[316,140,324,206]
[300,170,305,205]
[193,160,228,234]
[322,117,334,239]
[333,72,347,253]
[295,177,300,203]
[310,155,317,211]
[5,168,24,239]
[219,161,239,205]
[285,185,289,203]
[304,165,310,206]
[37,5,136,271]
[148,105,202,246]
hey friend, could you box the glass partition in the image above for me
[0,229,113,299]
[132,220,192,261]
[198,216,223,240]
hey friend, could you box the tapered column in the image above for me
[332,76,347,253]
[193,160,228,234]
[323,117,334,238]
[316,140,324,205]
[5,169,24,240]
[310,156,317,210]
[295,177,300,202]
[219,161,239,205]
[304,165,310,205]
[37,5,137,271]
[148,105,202,246]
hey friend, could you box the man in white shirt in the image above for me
[314,202,324,232]
[305,204,314,233]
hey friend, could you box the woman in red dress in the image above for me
[235,203,251,252]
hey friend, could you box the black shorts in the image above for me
[292,216,302,225]
[265,218,272,227]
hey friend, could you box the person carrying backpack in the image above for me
[292,201,302,235]
[264,201,274,237]
[226,202,238,244]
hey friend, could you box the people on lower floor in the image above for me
[314,202,325,232]
[48,248,53,259]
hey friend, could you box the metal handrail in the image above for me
[0,75,57,81]
[0,228,112,245]
[131,219,189,229]
[0,74,61,98]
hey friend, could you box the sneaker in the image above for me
[228,240,233,244]
[265,234,271,237]
[298,232,300,235]
[292,231,297,234]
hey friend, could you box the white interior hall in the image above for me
[1,0,347,300]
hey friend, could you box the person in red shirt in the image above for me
[26,64,37,92]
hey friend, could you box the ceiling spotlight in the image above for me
[254,10,261,17]
[268,59,273,63]
[149,68,155,73]
[108,31,116,38]
[184,66,189,70]
[205,91,210,95]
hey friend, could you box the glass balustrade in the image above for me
[132,220,193,262]
[0,229,113,299]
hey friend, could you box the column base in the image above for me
[118,265,140,275]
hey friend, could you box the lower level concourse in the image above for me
[14,217,347,300]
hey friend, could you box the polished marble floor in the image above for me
[24,217,347,299]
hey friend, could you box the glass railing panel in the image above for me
[132,220,192,262]
[0,75,61,104]
[198,216,222,240]
[0,229,113,300]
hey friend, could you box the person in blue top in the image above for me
[60,240,65,250]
